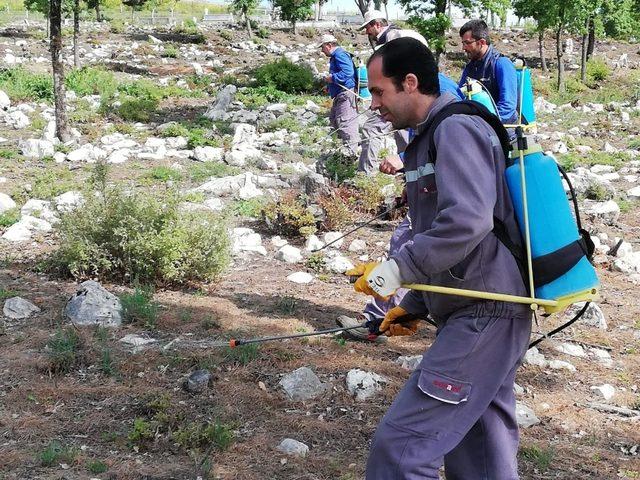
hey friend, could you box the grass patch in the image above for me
[146,166,183,183]
[519,444,554,473]
[120,285,159,328]
[38,440,79,467]
[0,208,20,228]
[46,327,81,374]
[65,66,118,98]
[230,197,266,218]
[324,151,357,183]
[0,147,18,159]
[0,67,53,102]
[224,343,260,365]
[0,288,18,300]
[87,459,108,474]
[189,162,240,182]
[173,420,234,451]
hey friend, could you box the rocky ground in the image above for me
[0,18,639,480]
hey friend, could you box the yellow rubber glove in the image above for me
[346,262,382,298]
[380,306,420,337]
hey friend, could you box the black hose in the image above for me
[528,301,590,348]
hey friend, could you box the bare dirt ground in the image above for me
[0,22,639,480]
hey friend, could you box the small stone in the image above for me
[276,438,309,457]
[182,369,212,394]
[279,366,326,401]
[323,231,344,249]
[346,369,387,401]
[271,236,288,248]
[64,280,122,327]
[516,402,540,428]
[554,342,586,358]
[348,239,366,253]
[3,297,41,319]
[276,245,303,264]
[395,355,423,371]
[325,254,354,274]
[305,235,324,252]
[523,347,547,367]
[0,192,16,214]
[287,272,314,284]
[548,360,576,372]
[590,383,615,401]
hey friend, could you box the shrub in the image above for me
[46,327,81,374]
[255,26,270,39]
[120,286,160,328]
[318,192,355,231]
[353,173,398,213]
[586,58,611,83]
[116,97,158,122]
[109,19,125,34]
[262,192,316,237]
[128,417,154,445]
[176,18,199,35]
[323,151,357,183]
[224,343,260,365]
[49,186,230,286]
[65,66,118,97]
[219,29,233,41]
[0,67,53,102]
[262,192,316,238]
[0,147,18,159]
[87,460,108,474]
[232,197,266,218]
[299,26,317,39]
[253,58,315,94]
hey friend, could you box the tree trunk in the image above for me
[292,20,297,35]
[538,30,547,72]
[315,0,320,21]
[73,0,80,68]
[95,3,101,22]
[50,0,70,142]
[245,12,252,39]
[384,0,388,20]
[555,26,565,92]
[587,16,595,60]
[580,26,588,83]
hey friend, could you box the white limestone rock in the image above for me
[346,369,387,401]
[3,296,41,319]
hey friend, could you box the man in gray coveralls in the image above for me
[349,37,533,479]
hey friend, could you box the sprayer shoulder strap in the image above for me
[422,100,530,285]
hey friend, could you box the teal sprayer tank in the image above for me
[464,79,497,116]
[514,59,536,127]
[357,65,371,99]
[505,143,599,300]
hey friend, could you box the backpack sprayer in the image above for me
[395,58,599,346]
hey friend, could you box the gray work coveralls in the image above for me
[365,93,532,480]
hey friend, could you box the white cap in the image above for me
[318,33,337,46]
[358,9,386,30]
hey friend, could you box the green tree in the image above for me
[230,0,259,38]
[50,0,70,141]
[274,0,314,34]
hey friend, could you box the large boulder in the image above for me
[64,280,122,327]
[204,84,237,120]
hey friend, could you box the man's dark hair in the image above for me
[367,37,439,95]
[459,19,491,45]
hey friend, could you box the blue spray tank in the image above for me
[463,78,498,116]
[505,135,599,305]
[514,58,536,130]
[357,61,371,100]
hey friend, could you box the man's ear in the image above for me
[403,73,419,93]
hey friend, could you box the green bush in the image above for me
[65,66,118,98]
[116,97,158,122]
[146,166,183,183]
[49,187,230,286]
[353,173,398,213]
[236,86,288,109]
[586,58,611,83]
[189,162,240,182]
[323,151,357,183]
[219,29,233,41]
[87,460,108,474]
[0,67,53,102]
[253,58,315,94]
[263,192,316,238]
[120,285,159,328]
[109,19,125,33]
